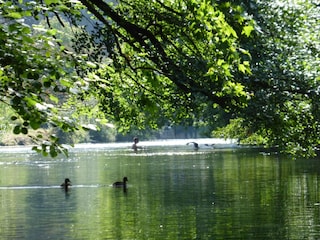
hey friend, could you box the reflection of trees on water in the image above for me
[212,153,320,239]
[2,148,320,239]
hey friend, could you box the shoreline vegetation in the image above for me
[0,130,48,146]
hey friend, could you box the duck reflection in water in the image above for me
[61,178,72,192]
[113,177,128,192]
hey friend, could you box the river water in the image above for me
[1,139,320,239]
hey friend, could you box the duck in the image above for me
[187,142,199,150]
[61,178,72,191]
[204,143,215,148]
[113,177,128,188]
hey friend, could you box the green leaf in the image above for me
[242,25,254,37]
[7,12,22,19]
[238,63,246,73]
[21,127,28,134]
[25,97,38,107]
[60,79,72,87]
[13,126,21,134]
[49,94,59,104]
[49,145,58,157]
[86,61,97,68]
[44,0,60,5]
[47,29,57,36]
[30,120,41,130]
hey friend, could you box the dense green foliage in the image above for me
[75,0,252,130]
[0,0,319,157]
[214,0,320,157]
[0,0,93,156]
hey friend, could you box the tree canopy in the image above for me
[0,0,319,157]
[226,0,320,157]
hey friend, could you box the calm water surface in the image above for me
[1,141,320,239]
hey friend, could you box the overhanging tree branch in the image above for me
[79,0,233,108]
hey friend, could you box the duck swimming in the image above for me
[61,178,72,191]
[113,177,128,188]
[187,142,199,150]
